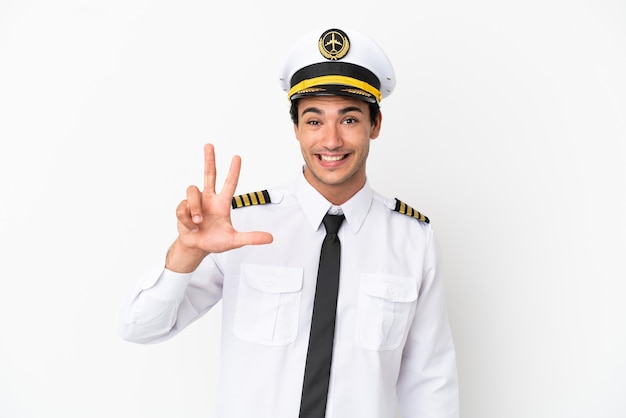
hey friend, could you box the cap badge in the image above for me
[318,29,350,60]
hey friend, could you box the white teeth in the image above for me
[320,155,344,162]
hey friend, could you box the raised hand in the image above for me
[166,144,273,272]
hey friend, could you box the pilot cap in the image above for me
[279,27,396,103]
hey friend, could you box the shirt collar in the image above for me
[295,168,372,234]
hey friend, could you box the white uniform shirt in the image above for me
[119,171,459,418]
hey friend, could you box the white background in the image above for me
[1,1,625,417]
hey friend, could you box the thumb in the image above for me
[233,231,274,248]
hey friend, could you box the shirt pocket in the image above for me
[356,273,418,351]
[233,263,304,346]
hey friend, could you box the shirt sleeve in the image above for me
[396,226,460,418]
[117,253,224,344]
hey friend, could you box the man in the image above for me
[119,27,459,418]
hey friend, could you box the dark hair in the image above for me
[289,98,381,125]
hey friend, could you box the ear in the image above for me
[293,123,300,141]
[370,111,383,140]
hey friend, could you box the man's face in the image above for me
[293,95,382,204]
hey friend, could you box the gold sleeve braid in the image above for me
[393,198,430,224]
[232,190,271,209]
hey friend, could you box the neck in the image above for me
[303,168,366,205]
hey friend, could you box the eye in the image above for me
[343,116,358,124]
[306,119,320,126]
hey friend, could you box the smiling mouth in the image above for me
[318,154,348,162]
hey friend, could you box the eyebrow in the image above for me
[300,105,365,117]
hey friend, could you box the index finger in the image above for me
[203,143,216,194]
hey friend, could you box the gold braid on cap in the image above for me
[288,75,381,101]
[341,88,373,98]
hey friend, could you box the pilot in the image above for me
[119,27,459,418]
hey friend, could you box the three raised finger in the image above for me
[203,143,217,195]
[221,155,242,199]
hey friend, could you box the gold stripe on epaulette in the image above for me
[394,198,430,224]
[232,190,271,209]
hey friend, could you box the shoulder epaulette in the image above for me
[232,190,271,209]
[393,198,430,224]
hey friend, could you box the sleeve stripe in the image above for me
[232,190,272,209]
[393,198,430,224]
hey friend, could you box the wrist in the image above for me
[165,239,209,273]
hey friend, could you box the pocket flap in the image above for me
[360,274,418,302]
[241,263,303,294]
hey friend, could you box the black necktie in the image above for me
[299,213,345,418]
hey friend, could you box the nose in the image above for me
[321,124,343,149]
